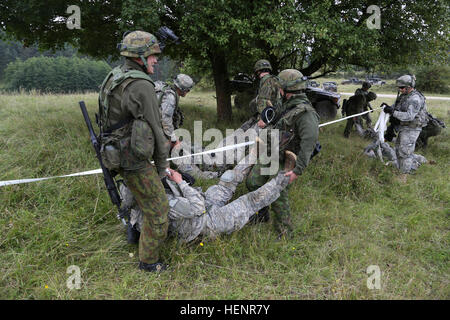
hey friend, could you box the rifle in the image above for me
[381,92,401,142]
[79,101,128,225]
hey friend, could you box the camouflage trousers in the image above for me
[344,116,365,138]
[395,128,427,174]
[121,164,169,264]
[204,172,290,239]
[245,160,293,235]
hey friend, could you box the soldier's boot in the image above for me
[127,223,141,244]
[248,206,270,224]
[138,261,168,272]
[284,150,297,172]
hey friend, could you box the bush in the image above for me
[415,64,450,94]
[3,56,111,93]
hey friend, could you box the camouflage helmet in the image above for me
[254,59,272,73]
[118,31,161,58]
[367,91,377,101]
[396,74,416,88]
[278,69,307,92]
[362,81,372,89]
[174,74,194,92]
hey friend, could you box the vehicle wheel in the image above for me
[314,100,337,120]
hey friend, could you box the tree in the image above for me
[1,0,448,120]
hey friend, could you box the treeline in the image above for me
[3,56,111,93]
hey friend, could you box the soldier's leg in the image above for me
[270,185,293,237]
[395,129,421,174]
[344,118,353,137]
[203,173,290,238]
[123,165,169,264]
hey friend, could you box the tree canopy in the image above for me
[1,0,448,120]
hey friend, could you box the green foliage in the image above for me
[3,56,111,93]
[416,65,450,94]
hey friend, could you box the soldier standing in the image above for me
[383,75,428,173]
[246,69,320,237]
[98,31,170,272]
[343,91,377,138]
[355,81,374,127]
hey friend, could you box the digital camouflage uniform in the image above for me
[246,69,320,236]
[121,152,290,242]
[391,88,428,173]
[99,31,170,265]
[155,76,219,180]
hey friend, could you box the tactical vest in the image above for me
[396,90,428,128]
[98,66,156,170]
[269,97,317,155]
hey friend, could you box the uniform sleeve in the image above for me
[293,110,320,176]
[167,181,206,220]
[123,80,170,175]
[393,95,423,122]
[160,92,178,142]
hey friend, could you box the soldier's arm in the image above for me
[293,110,320,176]
[393,96,422,122]
[125,80,170,175]
[167,181,206,220]
[160,92,178,142]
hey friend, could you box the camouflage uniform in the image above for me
[355,83,373,127]
[99,31,170,265]
[246,69,320,236]
[343,92,377,138]
[123,152,290,242]
[391,90,428,173]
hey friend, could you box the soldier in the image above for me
[355,81,374,127]
[383,75,428,173]
[98,30,170,272]
[156,74,194,148]
[246,69,320,237]
[155,74,218,179]
[251,59,282,129]
[343,91,377,138]
[120,149,295,242]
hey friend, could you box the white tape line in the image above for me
[0,169,103,187]
[1,109,385,187]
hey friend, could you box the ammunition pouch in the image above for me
[130,119,155,161]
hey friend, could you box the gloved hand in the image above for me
[383,105,394,114]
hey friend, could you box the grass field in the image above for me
[0,84,448,300]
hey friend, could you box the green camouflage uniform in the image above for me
[246,93,320,235]
[254,74,282,114]
[99,58,170,264]
[355,88,373,127]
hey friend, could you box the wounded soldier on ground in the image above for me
[155,74,218,179]
[120,148,296,243]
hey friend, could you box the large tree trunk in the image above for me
[210,52,232,122]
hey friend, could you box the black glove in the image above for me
[383,105,394,114]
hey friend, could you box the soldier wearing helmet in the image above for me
[250,59,282,129]
[246,69,320,237]
[382,75,428,173]
[343,91,378,138]
[98,30,170,272]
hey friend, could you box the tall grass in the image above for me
[0,88,448,299]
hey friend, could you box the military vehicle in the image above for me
[230,73,341,120]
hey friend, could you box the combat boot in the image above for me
[127,223,140,244]
[284,150,297,172]
[138,261,168,272]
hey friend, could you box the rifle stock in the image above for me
[79,101,128,225]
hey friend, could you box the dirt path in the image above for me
[340,92,450,100]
